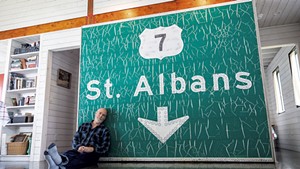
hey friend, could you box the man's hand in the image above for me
[78,146,85,153]
[78,146,94,153]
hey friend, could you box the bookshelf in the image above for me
[0,35,39,161]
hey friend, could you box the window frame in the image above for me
[288,47,300,108]
[272,67,285,114]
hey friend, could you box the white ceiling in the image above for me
[255,0,300,28]
[260,47,281,68]
[255,0,300,68]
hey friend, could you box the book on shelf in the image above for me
[27,55,37,61]
[9,73,36,90]
[11,98,17,106]
[26,95,35,105]
[26,61,37,68]
[20,58,27,69]
[10,59,22,70]
[15,77,27,89]
[10,95,35,107]
[27,55,38,68]
[10,55,38,70]
[9,73,24,90]
[25,78,36,88]
[13,42,39,55]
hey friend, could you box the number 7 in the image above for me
[155,34,166,51]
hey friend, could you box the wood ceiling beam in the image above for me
[94,0,232,23]
[0,0,232,40]
[87,0,95,25]
[0,17,87,40]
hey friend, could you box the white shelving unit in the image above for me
[5,123,34,127]
[9,67,38,74]
[6,88,36,94]
[0,35,40,161]
[6,105,35,109]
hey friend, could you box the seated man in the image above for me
[44,108,110,169]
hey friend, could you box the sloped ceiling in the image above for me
[255,0,300,68]
[255,0,300,28]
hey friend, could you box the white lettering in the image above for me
[191,75,206,92]
[134,76,153,96]
[159,73,164,95]
[236,72,252,89]
[86,71,253,100]
[171,73,186,94]
[213,73,229,91]
[104,79,113,98]
[86,80,101,100]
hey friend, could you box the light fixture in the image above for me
[273,11,281,16]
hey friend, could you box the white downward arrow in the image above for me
[138,107,189,143]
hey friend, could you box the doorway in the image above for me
[46,48,80,152]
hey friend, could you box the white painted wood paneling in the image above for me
[255,0,300,28]
[94,0,173,15]
[0,0,87,31]
[0,0,174,32]
[260,23,300,48]
[0,40,8,74]
[265,45,300,152]
[261,47,281,68]
[33,28,81,161]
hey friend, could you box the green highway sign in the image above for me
[79,0,272,160]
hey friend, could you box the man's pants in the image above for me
[62,150,101,169]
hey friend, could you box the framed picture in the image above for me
[57,69,71,89]
[12,134,27,142]
[20,132,32,137]
[11,98,17,106]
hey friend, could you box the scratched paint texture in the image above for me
[80,1,272,158]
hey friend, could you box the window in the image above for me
[289,48,300,107]
[273,68,285,113]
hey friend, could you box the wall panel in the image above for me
[0,0,231,40]
[46,49,79,153]
[265,45,300,152]
[32,28,81,161]
[260,23,300,48]
[0,0,87,31]
[0,40,8,74]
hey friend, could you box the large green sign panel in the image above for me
[79,1,272,160]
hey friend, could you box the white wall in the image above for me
[260,22,300,153]
[32,28,81,161]
[260,23,300,48]
[265,45,300,152]
[0,40,8,74]
[0,0,173,32]
[46,49,79,152]
[0,0,87,31]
